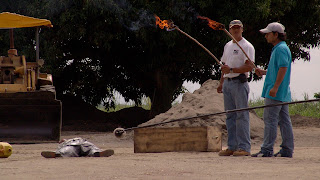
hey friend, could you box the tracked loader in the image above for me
[0,12,62,143]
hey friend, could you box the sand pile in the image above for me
[140,79,264,140]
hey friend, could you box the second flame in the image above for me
[197,16,225,30]
[155,15,176,31]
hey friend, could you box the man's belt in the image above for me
[226,76,241,81]
[226,74,248,83]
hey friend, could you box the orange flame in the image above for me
[155,15,176,31]
[197,16,225,30]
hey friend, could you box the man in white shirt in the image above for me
[217,20,255,156]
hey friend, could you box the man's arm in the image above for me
[232,60,254,73]
[221,60,254,74]
[217,73,224,93]
[255,68,267,77]
[269,67,287,97]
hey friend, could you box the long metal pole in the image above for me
[175,27,223,65]
[122,98,320,131]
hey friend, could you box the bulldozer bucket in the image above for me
[0,91,62,143]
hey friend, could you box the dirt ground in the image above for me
[2,80,319,179]
[1,124,320,180]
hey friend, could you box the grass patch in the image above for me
[249,97,320,119]
[98,97,152,112]
[289,101,320,118]
[249,98,264,118]
[98,93,319,118]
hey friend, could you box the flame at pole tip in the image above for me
[155,15,176,31]
[197,16,225,30]
[198,16,256,68]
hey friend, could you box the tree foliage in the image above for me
[0,0,319,117]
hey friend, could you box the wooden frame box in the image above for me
[134,126,222,153]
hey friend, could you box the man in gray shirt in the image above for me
[41,137,114,158]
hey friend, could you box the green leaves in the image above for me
[1,0,319,115]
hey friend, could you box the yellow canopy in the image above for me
[0,12,53,29]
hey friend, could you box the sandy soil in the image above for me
[1,127,320,180]
[1,79,319,180]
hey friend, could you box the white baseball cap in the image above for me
[260,22,285,33]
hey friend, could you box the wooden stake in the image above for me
[175,27,222,65]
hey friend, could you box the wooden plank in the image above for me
[134,126,221,153]
[207,126,222,152]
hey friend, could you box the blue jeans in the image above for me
[261,98,294,156]
[223,79,251,152]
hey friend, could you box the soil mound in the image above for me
[140,79,265,140]
[291,114,320,128]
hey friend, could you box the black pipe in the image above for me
[123,98,320,131]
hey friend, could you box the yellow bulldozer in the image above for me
[0,12,62,143]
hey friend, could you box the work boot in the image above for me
[274,151,292,158]
[233,149,250,156]
[251,151,273,157]
[218,149,234,156]
[94,149,114,157]
[41,151,62,158]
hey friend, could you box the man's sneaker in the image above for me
[218,149,234,156]
[233,149,250,156]
[274,151,292,158]
[94,149,114,157]
[251,151,273,157]
[41,151,62,158]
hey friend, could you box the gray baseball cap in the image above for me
[260,22,285,33]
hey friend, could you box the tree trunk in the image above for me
[149,70,183,118]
